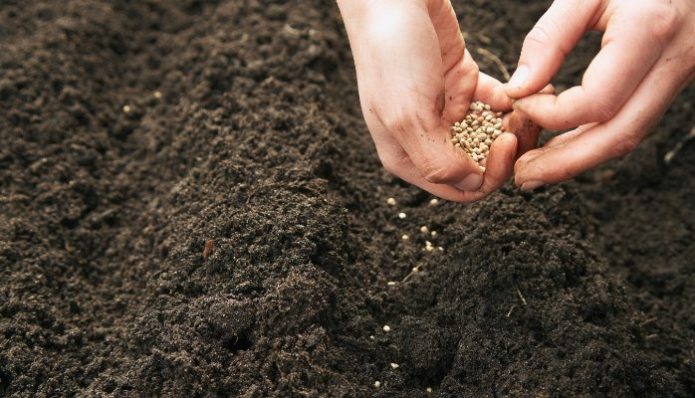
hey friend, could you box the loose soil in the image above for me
[1,1,694,397]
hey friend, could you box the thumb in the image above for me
[505,0,604,99]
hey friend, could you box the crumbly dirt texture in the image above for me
[1,1,694,397]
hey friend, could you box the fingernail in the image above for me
[456,173,483,191]
[520,180,544,191]
[508,65,529,89]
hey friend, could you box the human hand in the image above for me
[338,0,532,202]
[506,0,695,190]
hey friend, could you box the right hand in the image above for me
[507,0,695,190]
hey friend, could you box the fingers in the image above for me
[483,133,518,191]
[506,0,604,99]
[474,73,514,111]
[380,132,518,203]
[397,118,484,191]
[428,0,467,74]
[442,49,479,123]
[514,61,683,188]
[514,5,670,130]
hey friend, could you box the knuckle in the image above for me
[646,2,681,40]
[589,98,621,123]
[382,112,412,137]
[423,163,452,184]
[612,135,641,157]
[524,24,553,49]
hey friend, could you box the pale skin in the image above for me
[337,0,539,202]
[338,0,695,200]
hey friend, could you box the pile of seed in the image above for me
[451,101,509,169]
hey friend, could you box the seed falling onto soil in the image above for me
[429,198,439,207]
[374,381,381,388]
[387,197,397,206]
[451,101,510,168]
[420,226,429,234]
[398,212,407,219]
[390,363,399,369]
[427,387,433,393]
[122,104,132,113]
[401,234,409,241]
[425,241,434,252]
[153,90,162,99]
[382,325,391,332]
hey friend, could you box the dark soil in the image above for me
[1,0,694,397]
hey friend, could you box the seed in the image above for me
[450,100,513,166]
[387,197,397,206]
[122,105,131,113]
[153,91,162,99]
[387,281,397,286]
[383,325,391,332]
[429,198,439,206]
[420,226,429,234]
[390,363,399,369]
[374,381,381,388]
[431,230,437,237]
[398,212,406,219]
[427,387,433,393]
[401,234,409,241]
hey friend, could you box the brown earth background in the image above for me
[1,0,694,397]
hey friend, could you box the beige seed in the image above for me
[387,197,397,206]
[390,363,400,369]
[383,325,391,332]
